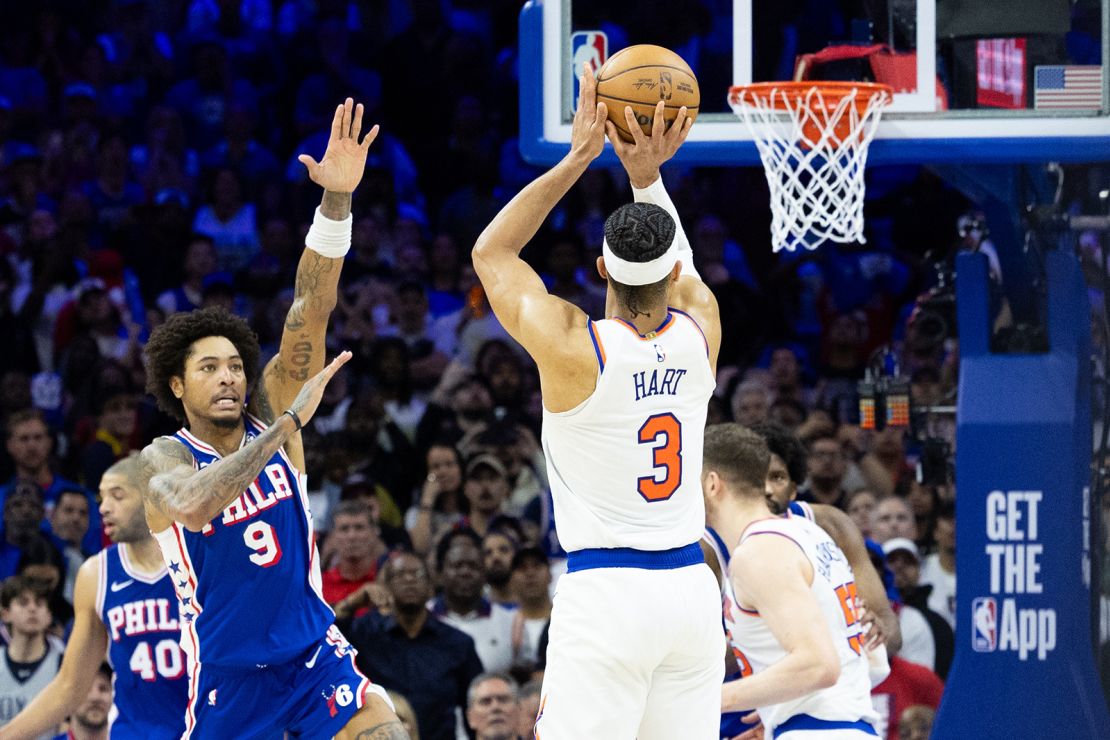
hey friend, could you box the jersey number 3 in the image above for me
[637,413,682,502]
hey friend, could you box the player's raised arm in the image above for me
[721,535,841,712]
[471,64,607,353]
[250,98,377,455]
[0,558,107,739]
[142,353,351,531]
[605,101,721,372]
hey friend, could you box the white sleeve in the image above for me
[632,176,699,279]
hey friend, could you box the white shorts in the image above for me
[535,558,723,740]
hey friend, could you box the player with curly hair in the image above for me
[136,100,407,739]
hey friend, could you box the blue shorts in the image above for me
[183,625,385,739]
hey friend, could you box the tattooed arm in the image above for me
[145,353,352,532]
[250,98,378,470]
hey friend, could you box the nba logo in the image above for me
[972,596,997,652]
[571,31,608,107]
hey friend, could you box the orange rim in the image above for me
[729,81,893,111]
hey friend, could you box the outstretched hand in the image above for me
[570,63,607,162]
[298,98,379,193]
[286,351,353,426]
[605,100,693,188]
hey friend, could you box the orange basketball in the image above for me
[595,45,700,142]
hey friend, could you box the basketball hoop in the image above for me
[728,82,893,252]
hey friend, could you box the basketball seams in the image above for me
[596,64,697,83]
[593,92,701,110]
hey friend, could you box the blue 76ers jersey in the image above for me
[97,544,188,739]
[152,415,333,671]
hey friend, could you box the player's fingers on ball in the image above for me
[652,100,666,140]
[604,121,623,149]
[669,106,687,138]
[624,106,646,144]
[594,102,607,128]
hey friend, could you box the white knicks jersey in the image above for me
[542,309,714,551]
[725,516,877,734]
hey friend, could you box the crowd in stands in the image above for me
[0,1,1107,739]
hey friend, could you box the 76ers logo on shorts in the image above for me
[972,596,997,652]
[571,31,608,105]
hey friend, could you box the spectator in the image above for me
[156,236,217,316]
[845,488,878,540]
[416,372,494,452]
[406,442,466,556]
[0,482,49,580]
[335,476,408,549]
[898,704,936,740]
[872,496,918,544]
[508,546,551,680]
[163,41,259,150]
[481,530,518,606]
[919,502,956,629]
[871,656,944,740]
[730,379,772,427]
[57,663,112,740]
[859,427,912,498]
[79,390,139,491]
[16,537,73,632]
[516,679,542,739]
[321,500,389,608]
[906,479,940,547]
[344,389,416,514]
[340,552,483,740]
[430,528,516,674]
[370,337,426,443]
[192,168,259,273]
[798,432,851,508]
[468,422,545,518]
[380,281,450,391]
[466,672,521,740]
[1,410,100,555]
[460,454,516,539]
[47,488,89,601]
[882,538,954,679]
[766,344,814,406]
[0,575,62,737]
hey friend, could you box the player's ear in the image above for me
[670,262,682,282]
[170,376,184,400]
[596,256,608,280]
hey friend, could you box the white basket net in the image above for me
[728,83,892,252]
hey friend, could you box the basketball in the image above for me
[595,45,700,142]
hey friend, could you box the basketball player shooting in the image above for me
[702,425,879,740]
[136,99,407,739]
[472,65,724,739]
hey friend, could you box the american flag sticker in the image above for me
[1033,65,1104,110]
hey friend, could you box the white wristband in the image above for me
[304,206,352,258]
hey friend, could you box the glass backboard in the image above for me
[519,0,1110,165]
